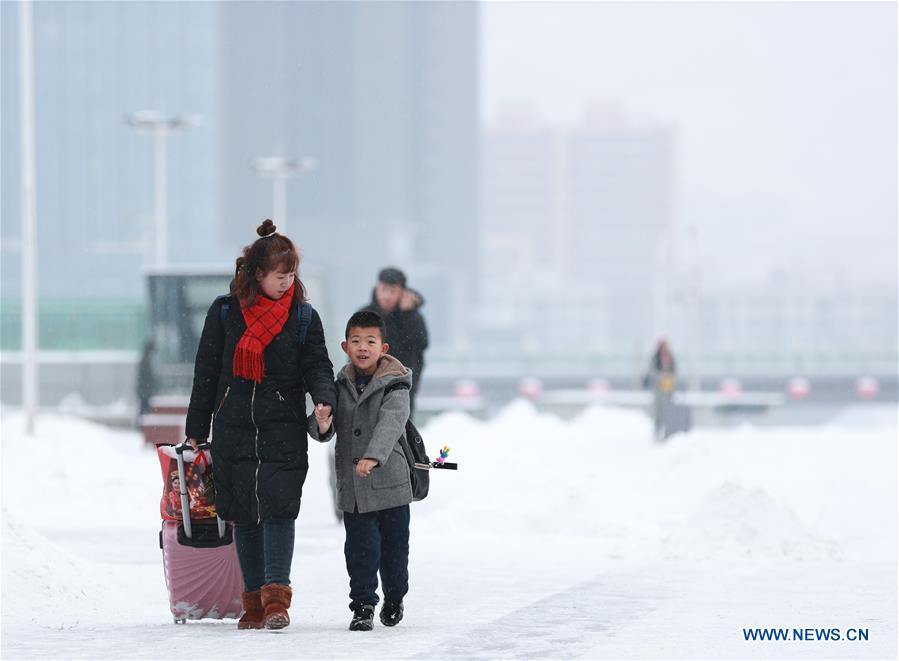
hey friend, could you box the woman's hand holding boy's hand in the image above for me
[355,458,378,478]
[314,403,333,434]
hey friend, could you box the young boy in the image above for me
[311,309,414,631]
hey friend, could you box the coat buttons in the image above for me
[353,429,361,436]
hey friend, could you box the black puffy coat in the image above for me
[185,291,337,524]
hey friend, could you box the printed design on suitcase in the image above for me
[157,447,217,521]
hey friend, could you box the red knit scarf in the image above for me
[233,282,295,383]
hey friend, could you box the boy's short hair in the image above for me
[345,310,386,341]
[377,267,406,288]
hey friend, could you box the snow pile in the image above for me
[2,509,122,629]
[660,481,840,560]
[414,400,658,548]
[1,413,159,531]
[649,421,896,562]
[415,400,894,563]
[0,414,158,629]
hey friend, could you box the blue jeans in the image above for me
[343,504,410,610]
[234,518,295,592]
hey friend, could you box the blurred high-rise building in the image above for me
[479,106,676,364]
[479,106,896,378]
[566,108,676,351]
[479,108,559,348]
[218,2,480,347]
[1,1,222,303]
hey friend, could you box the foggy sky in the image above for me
[483,1,897,288]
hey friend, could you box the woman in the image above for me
[185,219,336,630]
[645,338,677,441]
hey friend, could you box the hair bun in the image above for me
[257,219,277,237]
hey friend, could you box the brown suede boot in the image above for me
[260,584,292,630]
[237,590,264,630]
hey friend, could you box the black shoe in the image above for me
[349,605,375,631]
[379,600,404,627]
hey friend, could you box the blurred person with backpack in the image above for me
[644,338,677,441]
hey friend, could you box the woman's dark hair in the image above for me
[232,219,305,308]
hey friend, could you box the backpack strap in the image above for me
[384,382,411,395]
[297,301,313,345]
[384,381,414,441]
[217,295,233,324]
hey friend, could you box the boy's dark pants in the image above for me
[343,504,410,610]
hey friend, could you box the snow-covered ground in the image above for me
[2,402,896,659]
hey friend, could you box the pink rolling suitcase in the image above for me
[158,442,243,624]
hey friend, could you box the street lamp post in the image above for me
[126,111,197,267]
[20,0,38,435]
[250,156,317,233]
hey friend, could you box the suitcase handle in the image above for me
[175,441,212,454]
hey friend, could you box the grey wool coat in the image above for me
[310,354,413,514]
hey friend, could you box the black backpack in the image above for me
[385,382,431,501]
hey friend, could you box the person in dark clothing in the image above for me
[359,267,428,415]
[136,339,157,416]
[184,220,336,631]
